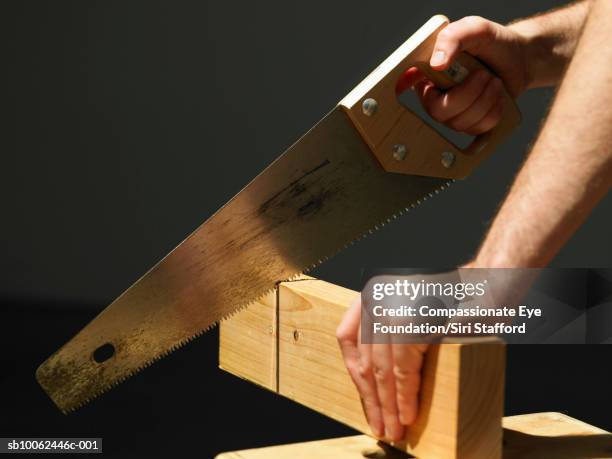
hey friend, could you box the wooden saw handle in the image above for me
[339,15,521,179]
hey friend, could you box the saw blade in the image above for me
[36,106,452,412]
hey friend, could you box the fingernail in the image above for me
[400,412,415,426]
[430,50,446,67]
[388,427,404,442]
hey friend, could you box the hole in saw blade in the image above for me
[396,73,474,150]
[93,343,115,363]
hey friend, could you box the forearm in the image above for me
[474,0,612,268]
[509,1,591,88]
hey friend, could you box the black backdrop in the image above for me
[2,1,611,457]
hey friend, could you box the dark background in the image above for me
[2,1,611,457]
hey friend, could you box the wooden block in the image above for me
[220,278,506,458]
[502,412,612,459]
[276,280,360,426]
[215,412,612,459]
[219,290,277,391]
[277,279,505,459]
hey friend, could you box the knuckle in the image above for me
[335,325,350,343]
[464,15,485,25]
[335,328,346,343]
[396,391,415,406]
[373,364,391,382]
[464,15,496,40]
[345,361,358,375]
[465,15,487,30]
[392,365,419,382]
[358,362,371,378]
[437,28,453,43]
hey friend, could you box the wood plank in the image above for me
[215,412,612,459]
[277,279,505,459]
[220,278,506,458]
[215,435,402,459]
[219,290,277,391]
[502,412,612,459]
[456,339,507,458]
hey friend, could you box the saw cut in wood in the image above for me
[36,15,520,413]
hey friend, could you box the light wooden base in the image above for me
[220,278,506,459]
[215,412,611,459]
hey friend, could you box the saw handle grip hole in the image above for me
[395,66,475,150]
[93,343,115,363]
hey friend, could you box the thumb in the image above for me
[430,16,502,70]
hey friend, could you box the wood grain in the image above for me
[215,412,612,459]
[502,412,612,459]
[219,290,277,391]
[220,278,506,458]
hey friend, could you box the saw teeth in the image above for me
[58,282,281,413]
[58,179,454,413]
[301,178,454,277]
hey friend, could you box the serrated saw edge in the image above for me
[58,179,454,414]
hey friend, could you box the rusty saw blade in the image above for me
[36,107,452,412]
[36,15,520,413]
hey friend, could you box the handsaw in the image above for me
[36,15,521,413]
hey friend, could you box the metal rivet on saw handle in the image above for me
[392,144,407,161]
[441,151,456,168]
[362,98,378,117]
